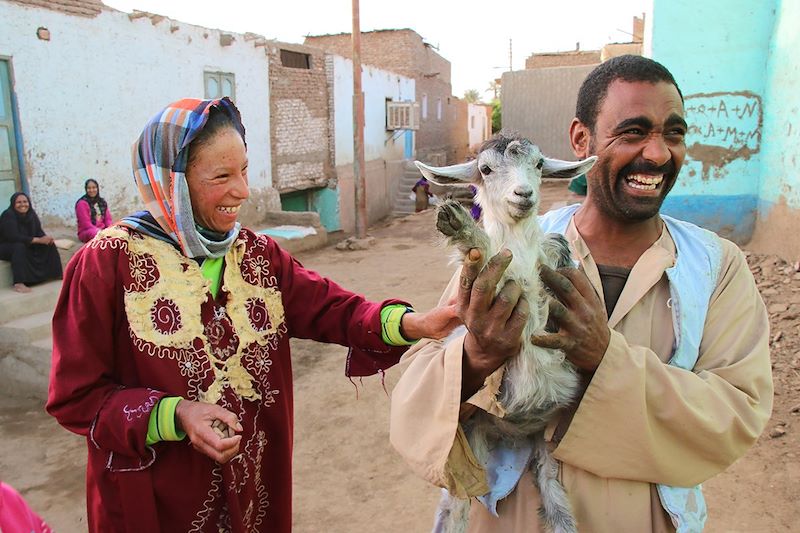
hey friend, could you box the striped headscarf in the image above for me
[121,97,246,259]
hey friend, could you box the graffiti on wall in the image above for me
[684,91,762,179]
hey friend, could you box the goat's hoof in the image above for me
[436,200,470,237]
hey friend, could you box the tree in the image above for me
[486,80,500,100]
[463,89,481,103]
[491,98,501,133]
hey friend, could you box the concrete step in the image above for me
[0,310,53,347]
[0,261,12,289]
[0,335,52,400]
[0,281,62,324]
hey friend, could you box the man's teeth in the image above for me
[626,174,663,190]
[218,206,240,214]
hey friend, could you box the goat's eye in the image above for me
[536,159,544,170]
[480,165,492,175]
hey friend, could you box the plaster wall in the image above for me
[332,55,414,233]
[0,2,274,227]
[468,103,491,154]
[332,55,413,165]
[758,0,800,210]
[651,0,778,242]
[307,30,455,164]
[748,0,800,259]
[501,65,597,160]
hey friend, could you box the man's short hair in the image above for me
[576,55,683,131]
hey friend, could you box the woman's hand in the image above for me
[175,400,243,464]
[32,235,55,245]
[400,303,461,341]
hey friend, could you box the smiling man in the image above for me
[390,55,773,532]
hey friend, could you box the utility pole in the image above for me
[351,0,367,239]
[509,38,513,71]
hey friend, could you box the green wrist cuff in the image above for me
[380,304,417,346]
[145,396,187,446]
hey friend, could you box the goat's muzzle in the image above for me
[507,197,536,220]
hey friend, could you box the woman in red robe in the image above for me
[46,98,457,533]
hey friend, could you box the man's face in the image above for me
[577,80,687,221]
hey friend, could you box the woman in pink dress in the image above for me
[75,178,113,242]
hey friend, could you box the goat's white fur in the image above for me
[416,135,596,533]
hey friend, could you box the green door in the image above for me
[0,60,22,201]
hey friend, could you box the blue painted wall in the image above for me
[758,0,800,215]
[650,0,795,243]
[309,187,341,232]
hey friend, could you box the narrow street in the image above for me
[1,186,797,532]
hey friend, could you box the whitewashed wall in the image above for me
[0,3,273,225]
[468,103,491,152]
[332,55,414,165]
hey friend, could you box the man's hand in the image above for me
[175,400,243,464]
[459,248,528,401]
[532,265,610,372]
[400,303,460,341]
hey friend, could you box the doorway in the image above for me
[0,60,22,201]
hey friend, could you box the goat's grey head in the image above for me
[416,133,597,225]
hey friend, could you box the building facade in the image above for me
[651,0,799,253]
[0,0,277,227]
[305,29,456,165]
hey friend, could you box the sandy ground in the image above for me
[1,185,798,532]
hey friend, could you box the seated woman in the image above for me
[75,178,113,242]
[0,192,63,293]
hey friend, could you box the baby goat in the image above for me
[416,133,596,533]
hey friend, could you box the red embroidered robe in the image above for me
[46,226,408,533]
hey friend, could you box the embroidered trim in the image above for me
[123,393,160,422]
[189,466,223,533]
[105,447,157,472]
[116,231,287,404]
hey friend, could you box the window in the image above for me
[470,116,475,129]
[436,98,442,121]
[204,71,235,101]
[421,94,428,120]
[280,49,311,69]
[280,190,309,212]
[386,100,420,130]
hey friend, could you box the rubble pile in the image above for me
[746,252,800,441]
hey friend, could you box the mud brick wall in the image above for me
[268,42,333,193]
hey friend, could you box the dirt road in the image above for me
[1,190,797,532]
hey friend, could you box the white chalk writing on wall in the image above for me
[685,92,762,153]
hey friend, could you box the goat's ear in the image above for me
[541,155,598,179]
[414,160,478,187]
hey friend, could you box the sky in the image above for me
[103,0,651,100]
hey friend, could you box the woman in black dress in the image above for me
[0,192,63,293]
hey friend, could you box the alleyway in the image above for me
[0,184,797,532]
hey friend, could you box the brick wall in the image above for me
[268,42,333,193]
[449,98,469,162]
[525,50,601,69]
[306,29,458,163]
[601,42,643,61]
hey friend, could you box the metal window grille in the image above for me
[386,101,420,130]
[204,71,235,101]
